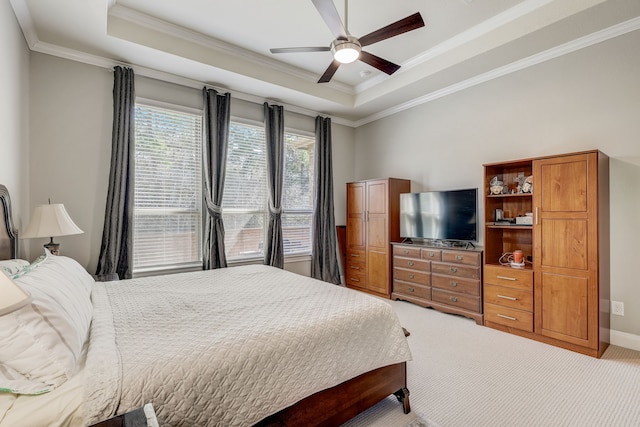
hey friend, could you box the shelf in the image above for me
[486,223,532,230]
[485,262,533,271]
[487,193,532,198]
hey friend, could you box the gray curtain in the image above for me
[311,116,341,284]
[263,102,285,268]
[202,88,231,269]
[96,66,135,279]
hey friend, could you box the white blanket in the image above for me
[83,265,412,426]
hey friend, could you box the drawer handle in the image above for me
[456,255,464,261]
[403,249,409,254]
[497,275,516,281]
[350,266,360,270]
[351,253,360,257]
[497,294,517,301]
[428,252,435,257]
[408,287,415,293]
[497,313,517,321]
[449,296,458,302]
[450,282,458,287]
[409,274,415,279]
[408,261,415,266]
[351,277,360,282]
[450,267,458,273]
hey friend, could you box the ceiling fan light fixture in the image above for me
[331,37,361,64]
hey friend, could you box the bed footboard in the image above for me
[255,361,409,427]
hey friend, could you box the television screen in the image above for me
[400,188,478,241]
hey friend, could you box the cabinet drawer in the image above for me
[346,270,366,287]
[484,303,533,332]
[394,267,430,286]
[431,274,480,296]
[442,250,481,266]
[393,280,431,300]
[346,260,365,275]
[484,265,532,291]
[432,289,480,312]
[484,284,533,312]
[346,249,366,261]
[393,256,430,272]
[393,245,421,258]
[431,262,480,280]
[421,249,442,261]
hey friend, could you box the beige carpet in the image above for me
[342,299,640,427]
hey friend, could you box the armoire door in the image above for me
[533,152,599,349]
[346,182,366,250]
[366,180,390,295]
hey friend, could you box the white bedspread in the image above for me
[83,265,412,426]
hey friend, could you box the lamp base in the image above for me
[44,240,60,256]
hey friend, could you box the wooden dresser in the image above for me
[391,242,483,324]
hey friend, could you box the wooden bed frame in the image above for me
[0,183,410,426]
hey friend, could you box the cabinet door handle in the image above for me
[408,274,415,279]
[497,313,517,321]
[450,267,458,273]
[497,275,516,281]
[408,261,415,266]
[535,207,539,225]
[408,287,415,293]
[497,294,517,301]
[449,296,458,302]
[450,282,458,287]
[456,255,464,261]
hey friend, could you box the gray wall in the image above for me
[354,30,640,343]
[0,0,30,237]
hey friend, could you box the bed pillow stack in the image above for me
[0,250,94,395]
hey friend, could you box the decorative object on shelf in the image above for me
[0,271,32,316]
[489,176,504,195]
[21,201,83,255]
[522,175,533,193]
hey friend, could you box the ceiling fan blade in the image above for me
[359,51,401,75]
[318,60,341,83]
[311,0,348,39]
[359,12,425,47]
[270,47,331,54]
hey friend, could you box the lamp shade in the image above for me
[0,271,32,316]
[21,204,83,239]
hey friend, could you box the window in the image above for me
[133,102,203,272]
[223,121,314,261]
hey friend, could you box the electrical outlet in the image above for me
[611,301,624,316]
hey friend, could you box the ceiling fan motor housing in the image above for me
[331,35,361,63]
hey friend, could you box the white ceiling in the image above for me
[10,0,640,125]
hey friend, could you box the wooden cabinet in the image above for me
[392,243,484,324]
[483,150,609,358]
[345,178,410,298]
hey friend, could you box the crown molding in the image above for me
[9,0,38,48]
[354,16,640,127]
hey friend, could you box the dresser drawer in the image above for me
[394,267,430,286]
[432,289,480,312]
[421,249,442,261]
[431,262,480,280]
[346,249,366,262]
[393,280,431,300]
[442,250,481,266]
[346,270,365,288]
[484,303,533,332]
[484,265,532,291]
[393,245,421,258]
[393,256,430,272]
[431,274,480,296]
[484,284,533,312]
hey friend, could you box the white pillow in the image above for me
[0,259,30,277]
[0,251,94,395]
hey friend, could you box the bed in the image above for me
[0,184,412,426]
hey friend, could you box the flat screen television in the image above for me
[399,188,478,242]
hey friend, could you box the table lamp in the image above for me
[0,271,32,316]
[21,202,83,255]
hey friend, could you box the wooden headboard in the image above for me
[0,184,18,260]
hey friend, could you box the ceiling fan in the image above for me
[270,0,425,83]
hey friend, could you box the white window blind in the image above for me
[223,121,315,260]
[133,102,203,271]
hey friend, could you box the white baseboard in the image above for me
[611,329,640,352]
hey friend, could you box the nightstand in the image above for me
[89,404,158,427]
